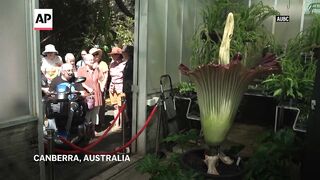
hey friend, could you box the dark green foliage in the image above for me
[263,56,316,103]
[177,82,196,95]
[40,0,134,59]
[191,1,279,67]
[286,14,320,59]
[305,14,320,50]
[162,129,198,144]
[244,129,304,180]
[136,153,202,180]
[40,0,106,57]
[162,129,199,152]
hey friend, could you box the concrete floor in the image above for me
[46,110,126,180]
[45,99,271,180]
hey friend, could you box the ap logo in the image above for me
[33,9,53,30]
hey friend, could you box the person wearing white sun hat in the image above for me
[40,44,63,88]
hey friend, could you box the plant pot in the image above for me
[181,148,245,180]
[235,93,277,127]
[313,47,320,60]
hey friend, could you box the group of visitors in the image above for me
[41,43,134,136]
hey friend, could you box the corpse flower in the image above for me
[179,13,280,175]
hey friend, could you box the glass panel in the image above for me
[274,0,304,44]
[166,0,183,85]
[146,0,206,93]
[251,0,275,33]
[305,0,320,14]
[0,0,30,121]
[147,0,167,92]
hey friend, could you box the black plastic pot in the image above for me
[181,148,245,180]
[235,93,278,127]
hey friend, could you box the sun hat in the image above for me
[107,47,122,55]
[42,44,59,55]
[89,48,102,56]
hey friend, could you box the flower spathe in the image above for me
[179,53,279,146]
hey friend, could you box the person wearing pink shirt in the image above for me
[77,54,104,136]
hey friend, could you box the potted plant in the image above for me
[244,128,304,179]
[137,129,201,179]
[179,10,280,177]
[263,34,317,132]
[176,81,196,98]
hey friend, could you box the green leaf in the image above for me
[273,89,282,97]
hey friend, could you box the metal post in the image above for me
[155,99,163,156]
[121,97,126,153]
[46,129,55,180]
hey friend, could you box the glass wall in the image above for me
[145,0,205,93]
[0,0,30,121]
[142,0,308,94]
[274,0,304,45]
[0,0,41,126]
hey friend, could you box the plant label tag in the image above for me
[33,9,53,30]
[276,15,290,22]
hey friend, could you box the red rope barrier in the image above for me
[52,103,126,154]
[55,104,158,155]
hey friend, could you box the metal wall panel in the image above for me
[0,0,43,179]
[251,0,275,33]
[0,0,30,121]
[274,0,304,44]
[144,0,205,93]
[146,0,167,93]
[165,0,183,85]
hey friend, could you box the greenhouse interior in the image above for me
[1,0,320,179]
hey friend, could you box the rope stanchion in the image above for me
[52,103,126,154]
[59,104,158,155]
[54,103,158,155]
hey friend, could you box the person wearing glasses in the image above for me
[46,63,85,132]
[108,47,126,131]
[89,47,109,127]
[48,63,85,95]
[65,53,77,74]
[76,50,87,70]
[77,54,104,136]
[41,44,63,86]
